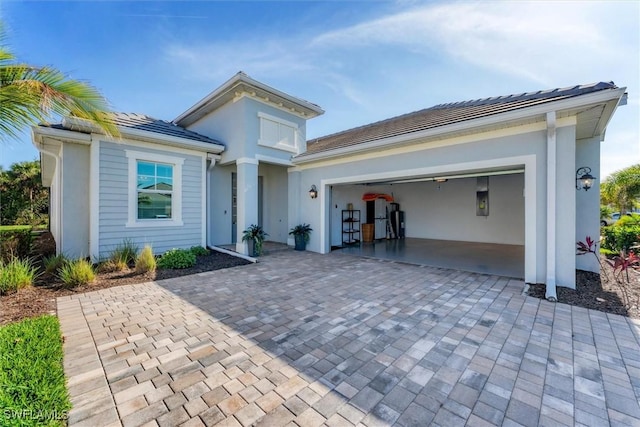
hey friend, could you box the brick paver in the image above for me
[58,250,640,426]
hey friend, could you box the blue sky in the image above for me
[0,1,638,178]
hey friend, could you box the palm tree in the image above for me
[0,24,118,140]
[601,164,640,213]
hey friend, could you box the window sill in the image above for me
[258,139,298,154]
[125,220,184,228]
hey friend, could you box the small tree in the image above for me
[0,161,48,226]
[601,164,640,214]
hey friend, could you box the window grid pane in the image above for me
[137,160,173,219]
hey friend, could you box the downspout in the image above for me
[546,112,558,302]
[206,154,221,247]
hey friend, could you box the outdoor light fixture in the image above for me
[435,178,448,183]
[576,167,596,191]
[309,185,318,199]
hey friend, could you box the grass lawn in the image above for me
[0,225,32,232]
[0,315,70,426]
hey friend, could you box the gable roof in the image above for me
[298,82,624,160]
[174,71,324,127]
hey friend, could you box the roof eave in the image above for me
[294,87,627,165]
[36,118,225,154]
[174,72,324,127]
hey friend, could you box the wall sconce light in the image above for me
[309,185,318,199]
[576,167,596,191]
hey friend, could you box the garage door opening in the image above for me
[329,171,525,278]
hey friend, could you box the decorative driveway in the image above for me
[58,251,640,426]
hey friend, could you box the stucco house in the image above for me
[32,72,627,297]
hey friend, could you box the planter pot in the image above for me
[294,234,307,251]
[247,239,256,257]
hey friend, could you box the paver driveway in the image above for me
[58,251,640,426]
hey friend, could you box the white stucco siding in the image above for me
[259,163,288,243]
[61,143,90,258]
[576,136,601,273]
[189,100,247,161]
[187,97,307,165]
[97,141,204,258]
[208,164,234,245]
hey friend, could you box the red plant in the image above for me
[577,236,609,281]
[577,236,596,255]
[607,250,640,283]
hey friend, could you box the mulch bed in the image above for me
[528,254,640,319]
[0,251,251,326]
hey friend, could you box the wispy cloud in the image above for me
[311,1,633,86]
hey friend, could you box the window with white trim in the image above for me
[137,161,173,219]
[258,112,298,153]
[125,150,184,227]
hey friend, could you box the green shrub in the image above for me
[135,245,157,273]
[0,315,71,427]
[0,228,32,262]
[602,225,640,252]
[158,248,196,269]
[44,254,68,276]
[190,245,210,256]
[59,259,95,288]
[615,214,640,228]
[0,258,38,295]
[109,238,138,269]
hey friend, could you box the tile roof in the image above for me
[300,82,618,158]
[49,112,224,146]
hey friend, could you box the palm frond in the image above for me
[0,25,119,141]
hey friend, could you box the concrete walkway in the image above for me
[58,251,640,426]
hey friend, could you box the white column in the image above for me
[287,170,301,247]
[556,126,577,287]
[206,155,220,248]
[546,112,558,301]
[235,158,259,254]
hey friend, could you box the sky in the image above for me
[0,0,638,179]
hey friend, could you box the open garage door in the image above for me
[329,171,525,278]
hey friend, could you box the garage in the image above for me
[326,170,525,278]
[288,83,626,292]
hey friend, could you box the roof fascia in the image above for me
[116,127,225,154]
[174,73,324,126]
[32,125,91,145]
[594,91,628,141]
[294,87,627,165]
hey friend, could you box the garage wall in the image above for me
[330,174,524,246]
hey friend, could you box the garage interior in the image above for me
[330,171,525,279]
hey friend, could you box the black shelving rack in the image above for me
[342,209,361,245]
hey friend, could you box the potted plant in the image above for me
[241,224,268,256]
[289,223,312,251]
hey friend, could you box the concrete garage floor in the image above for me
[337,238,524,279]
